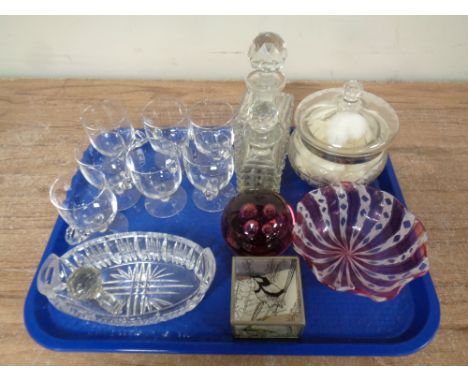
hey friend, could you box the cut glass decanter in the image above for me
[234,32,294,193]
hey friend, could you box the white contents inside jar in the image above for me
[289,127,387,185]
[288,80,399,186]
[326,112,368,146]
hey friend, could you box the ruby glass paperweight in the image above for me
[221,190,295,256]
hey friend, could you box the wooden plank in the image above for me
[1,79,467,365]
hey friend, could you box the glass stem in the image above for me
[65,226,91,245]
[204,190,219,201]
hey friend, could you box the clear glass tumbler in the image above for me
[182,138,235,213]
[49,168,127,245]
[126,141,187,218]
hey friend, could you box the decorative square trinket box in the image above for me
[231,256,305,339]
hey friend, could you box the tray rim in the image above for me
[23,158,441,356]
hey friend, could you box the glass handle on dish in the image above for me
[37,253,65,298]
[199,247,216,288]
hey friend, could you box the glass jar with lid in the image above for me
[288,80,399,186]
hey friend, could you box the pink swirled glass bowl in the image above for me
[293,183,429,302]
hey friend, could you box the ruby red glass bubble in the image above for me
[221,190,295,256]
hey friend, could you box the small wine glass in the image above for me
[182,138,235,213]
[189,100,234,160]
[81,99,139,157]
[126,141,187,218]
[75,136,141,211]
[49,168,128,245]
[142,97,189,149]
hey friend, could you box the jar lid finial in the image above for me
[343,80,363,103]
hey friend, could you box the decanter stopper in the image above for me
[67,266,123,315]
[248,32,288,72]
[246,32,288,92]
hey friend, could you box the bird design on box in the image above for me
[252,275,286,298]
[249,261,296,321]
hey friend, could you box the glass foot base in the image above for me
[64,227,91,246]
[64,213,129,246]
[115,186,141,211]
[144,187,187,218]
[192,183,236,213]
[107,213,129,233]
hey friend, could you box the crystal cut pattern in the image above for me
[105,262,196,315]
[293,183,429,302]
[37,232,216,326]
[248,32,287,72]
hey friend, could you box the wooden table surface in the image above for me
[0,79,467,365]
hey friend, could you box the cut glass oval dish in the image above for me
[37,232,216,326]
[293,183,429,302]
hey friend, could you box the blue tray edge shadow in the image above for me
[23,157,441,357]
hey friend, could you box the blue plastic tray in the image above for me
[24,158,440,356]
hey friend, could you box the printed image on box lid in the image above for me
[232,257,303,323]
